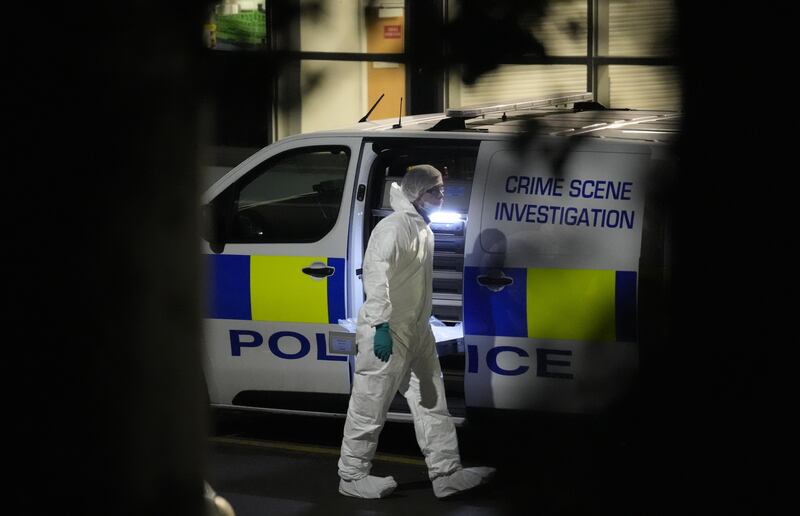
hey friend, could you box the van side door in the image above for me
[463,138,651,414]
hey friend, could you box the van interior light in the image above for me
[430,211,463,224]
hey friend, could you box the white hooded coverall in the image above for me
[338,183,462,481]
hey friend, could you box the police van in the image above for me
[201,93,677,424]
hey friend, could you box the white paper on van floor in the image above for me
[337,317,463,343]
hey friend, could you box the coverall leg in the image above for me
[398,337,462,480]
[338,325,462,481]
[338,326,411,480]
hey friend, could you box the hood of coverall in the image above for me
[400,165,443,202]
[389,182,421,215]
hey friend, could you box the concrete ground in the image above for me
[205,409,654,516]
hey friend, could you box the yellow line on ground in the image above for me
[210,436,427,466]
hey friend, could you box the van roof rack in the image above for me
[445,92,593,118]
[429,92,593,132]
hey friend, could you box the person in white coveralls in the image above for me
[337,164,496,499]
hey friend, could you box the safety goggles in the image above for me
[425,185,445,196]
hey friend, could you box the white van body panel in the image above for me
[463,137,654,413]
[462,336,639,413]
[205,321,352,404]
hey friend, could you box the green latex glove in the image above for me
[373,323,393,362]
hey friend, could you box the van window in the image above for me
[229,146,350,243]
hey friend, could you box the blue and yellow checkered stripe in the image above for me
[206,254,346,324]
[464,267,637,342]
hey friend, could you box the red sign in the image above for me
[384,25,402,39]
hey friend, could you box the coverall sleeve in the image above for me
[360,224,399,327]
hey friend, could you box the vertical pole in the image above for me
[593,0,611,107]
[273,0,302,137]
[588,0,595,95]
[407,0,446,115]
[9,2,208,514]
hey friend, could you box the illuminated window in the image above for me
[608,65,681,111]
[205,1,267,51]
[451,65,586,108]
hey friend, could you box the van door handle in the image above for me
[302,265,335,278]
[477,273,514,292]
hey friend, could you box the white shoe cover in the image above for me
[339,475,398,499]
[432,467,496,498]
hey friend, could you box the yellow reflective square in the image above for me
[250,256,329,324]
[526,268,616,342]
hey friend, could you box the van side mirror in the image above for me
[202,203,226,254]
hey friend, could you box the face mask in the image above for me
[422,200,441,213]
